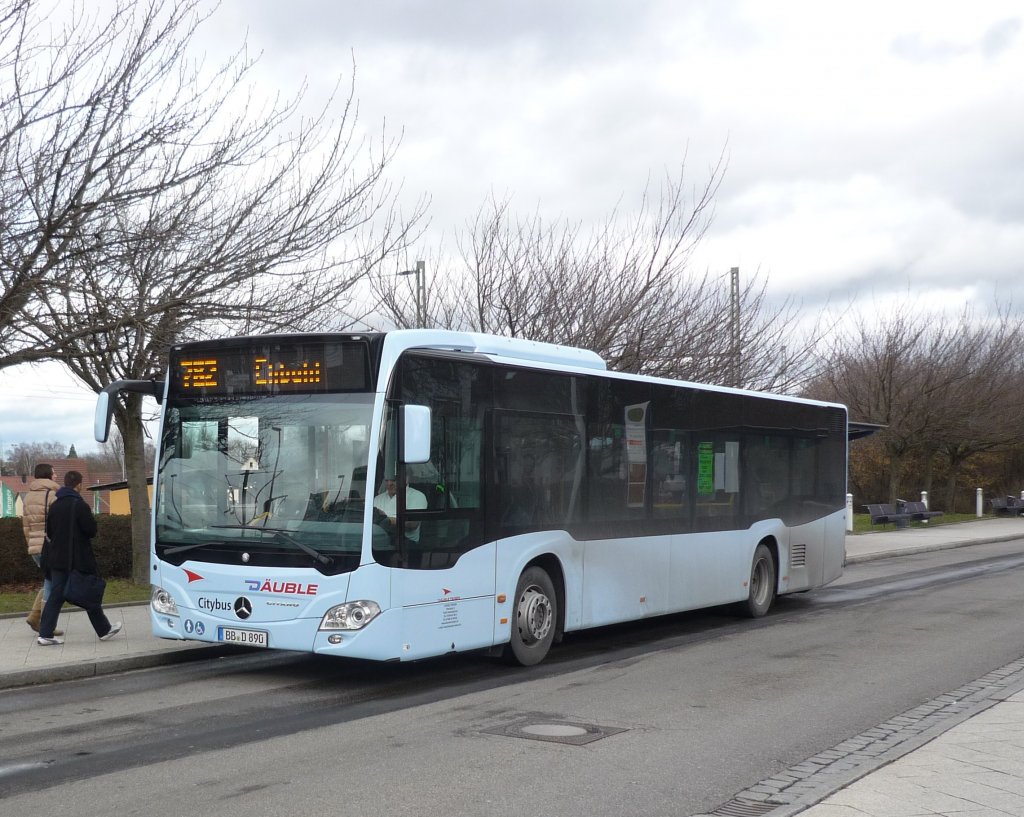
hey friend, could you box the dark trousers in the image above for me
[39,568,112,639]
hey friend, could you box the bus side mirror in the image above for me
[402,405,431,464]
[94,391,113,443]
[93,378,165,443]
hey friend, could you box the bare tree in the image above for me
[2,440,68,478]
[84,425,154,482]
[809,304,1024,509]
[1,0,424,579]
[920,313,1024,509]
[0,0,202,367]
[373,163,824,393]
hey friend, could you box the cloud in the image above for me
[892,16,1021,62]
[0,363,100,455]
[6,0,1024,448]
[218,0,660,62]
[696,171,1024,305]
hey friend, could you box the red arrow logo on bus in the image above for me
[184,569,205,583]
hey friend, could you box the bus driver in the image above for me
[373,475,427,542]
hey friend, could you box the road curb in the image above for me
[0,644,239,691]
[0,599,150,622]
[845,533,1024,564]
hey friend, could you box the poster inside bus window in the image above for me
[624,402,648,508]
[697,442,714,495]
[169,341,369,396]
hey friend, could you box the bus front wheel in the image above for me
[505,566,557,666]
[740,543,776,618]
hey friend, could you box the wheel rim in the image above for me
[516,585,552,645]
[751,556,771,606]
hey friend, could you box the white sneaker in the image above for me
[37,636,63,646]
[100,622,123,641]
[29,623,64,636]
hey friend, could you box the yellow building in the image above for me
[88,478,153,515]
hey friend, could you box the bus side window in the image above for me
[651,429,688,522]
[494,410,583,533]
[397,353,488,566]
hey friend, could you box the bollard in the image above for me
[846,493,853,532]
[977,487,983,517]
[921,490,928,509]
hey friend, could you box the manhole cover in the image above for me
[521,724,590,738]
[483,717,626,746]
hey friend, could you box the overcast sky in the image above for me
[2,0,1022,457]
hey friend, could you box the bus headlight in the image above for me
[152,586,180,616]
[320,600,381,630]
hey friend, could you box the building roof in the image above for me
[87,477,153,492]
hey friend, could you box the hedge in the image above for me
[0,516,134,584]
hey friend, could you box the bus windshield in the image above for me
[155,393,380,575]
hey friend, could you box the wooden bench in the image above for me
[901,501,943,522]
[864,503,913,528]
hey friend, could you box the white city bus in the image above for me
[95,330,848,665]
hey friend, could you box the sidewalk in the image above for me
[796,685,1024,816]
[0,601,228,689]
[843,515,1024,565]
[783,516,1024,817]
[2,517,1024,816]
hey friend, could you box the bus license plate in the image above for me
[218,627,268,648]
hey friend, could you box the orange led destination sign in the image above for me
[253,357,321,386]
[169,340,369,396]
[179,359,219,389]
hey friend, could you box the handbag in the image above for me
[65,569,106,608]
[61,498,106,609]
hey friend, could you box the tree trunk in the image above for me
[945,467,959,514]
[117,393,152,585]
[886,449,904,506]
[942,444,973,514]
[921,452,935,503]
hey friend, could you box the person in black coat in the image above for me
[37,470,122,645]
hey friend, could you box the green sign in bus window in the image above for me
[697,442,714,495]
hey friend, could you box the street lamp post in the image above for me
[730,266,740,388]
[398,260,426,327]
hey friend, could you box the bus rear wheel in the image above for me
[740,542,776,618]
[504,566,557,666]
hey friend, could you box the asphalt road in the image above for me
[2,538,1024,817]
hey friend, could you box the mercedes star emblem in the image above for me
[234,597,253,620]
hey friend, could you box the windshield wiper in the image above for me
[162,540,231,556]
[209,524,334,567]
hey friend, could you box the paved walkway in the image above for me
[798,687,1024,816]
[2,517,1023,816]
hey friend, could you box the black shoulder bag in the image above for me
[42,488,52,543]
[63,498,106,609]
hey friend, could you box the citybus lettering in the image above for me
[198,597,232,612]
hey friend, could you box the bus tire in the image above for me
[740,542,776,618]
[504,566,557,666]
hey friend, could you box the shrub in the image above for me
[0,515,134,584]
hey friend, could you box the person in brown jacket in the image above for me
[22,463,63,636]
